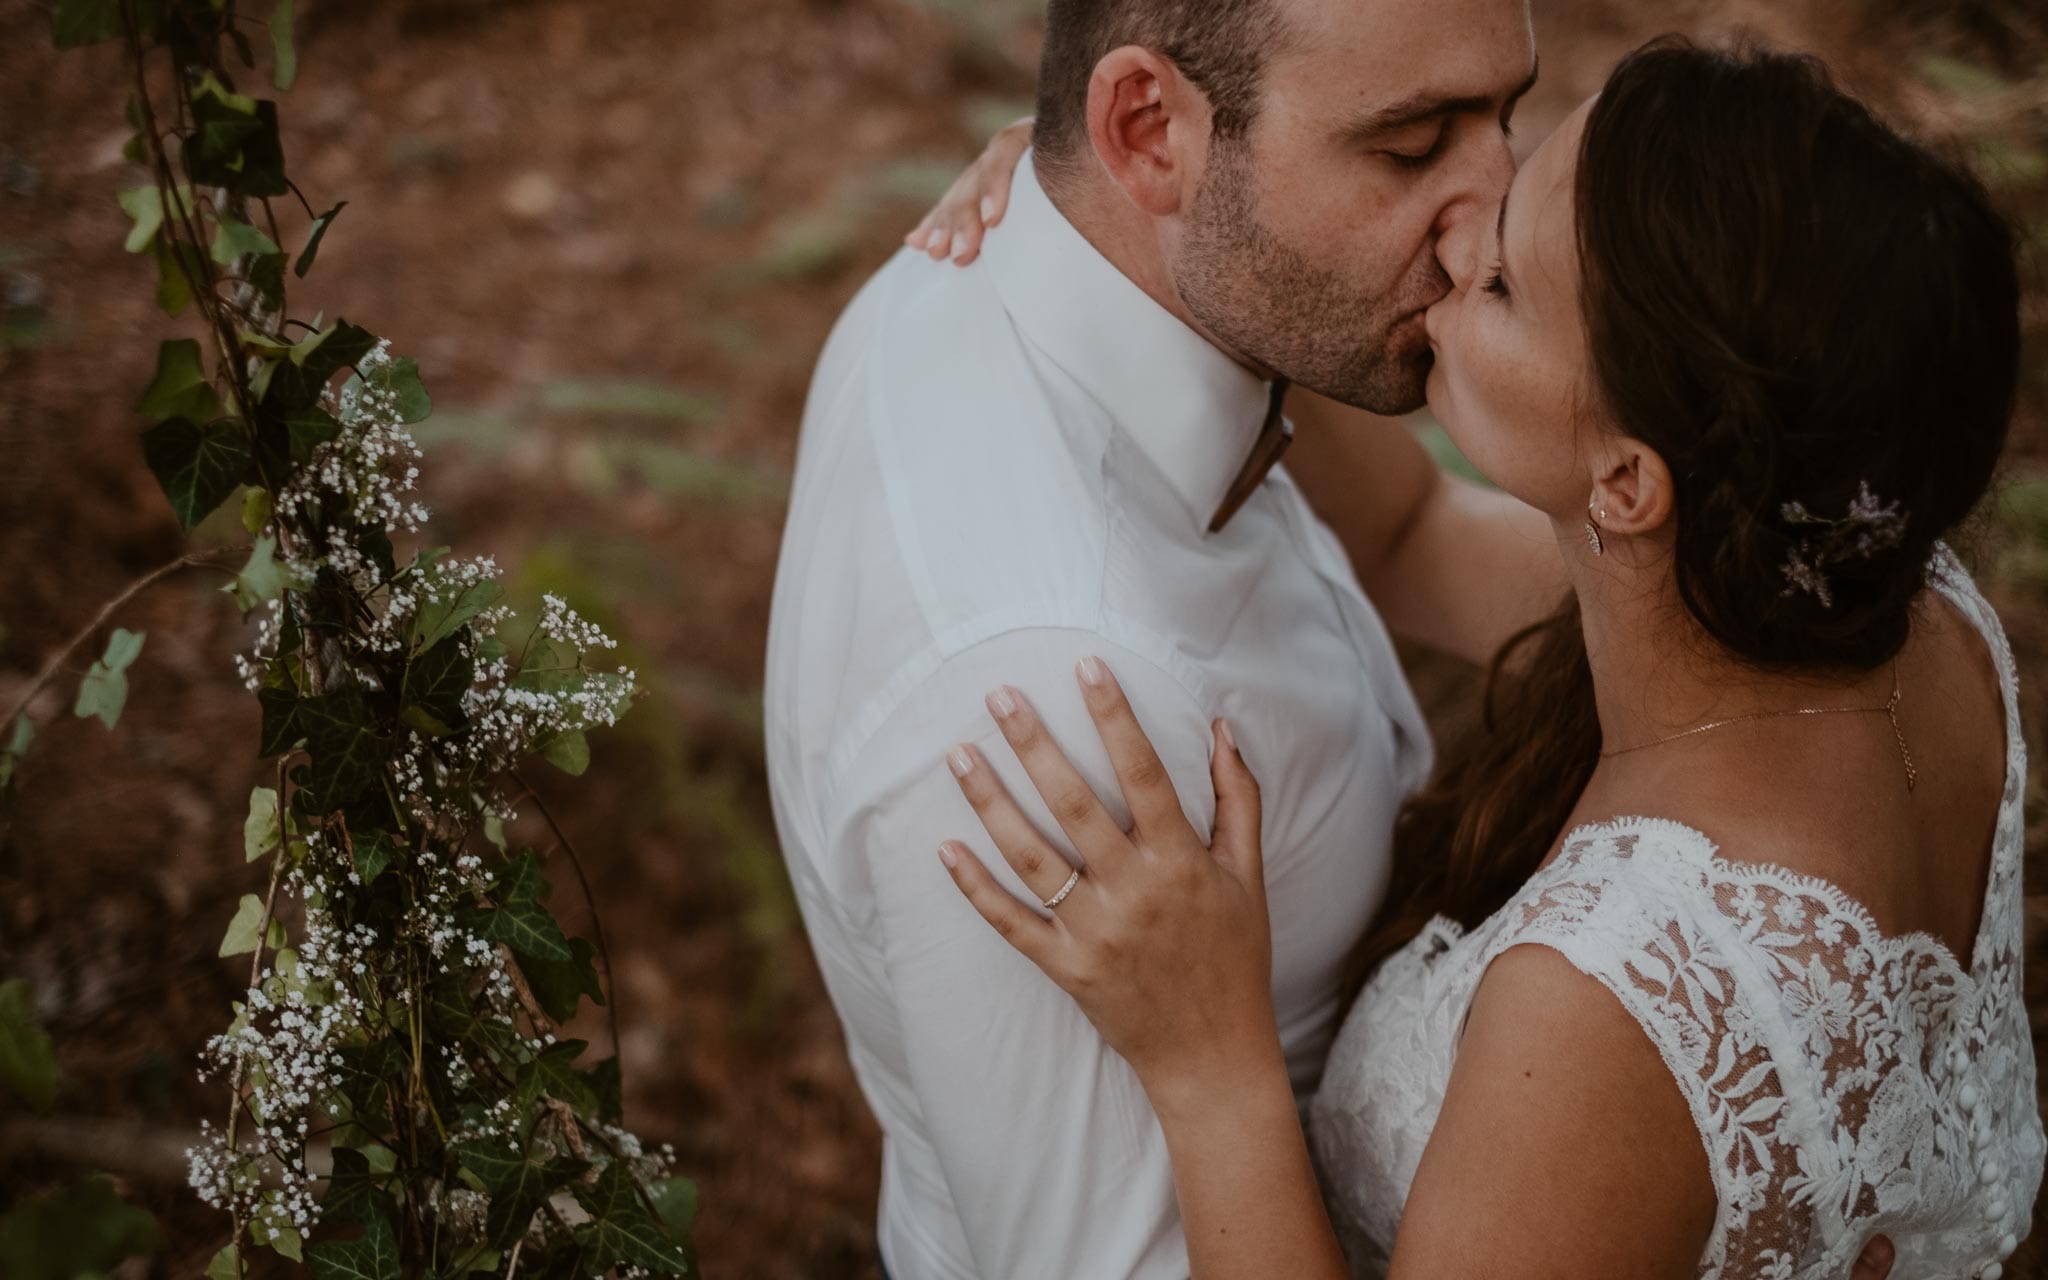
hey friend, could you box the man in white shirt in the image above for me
[764,0,1542,1274]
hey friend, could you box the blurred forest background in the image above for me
[2,0,2046,1275]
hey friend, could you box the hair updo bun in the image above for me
[1576,36,2020,671]
[1350,36,2023,992]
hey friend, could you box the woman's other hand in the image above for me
[937,656,1280,1113]
[905,116,1033,266]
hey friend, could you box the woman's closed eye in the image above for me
[1481,267,1510,300]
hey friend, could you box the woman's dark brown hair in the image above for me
[1349,36,2022,988]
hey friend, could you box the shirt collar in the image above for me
[980,148,1277,528]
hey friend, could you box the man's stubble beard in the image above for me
[1175,137,1443,415]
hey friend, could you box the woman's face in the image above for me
[1423,96,1604,523]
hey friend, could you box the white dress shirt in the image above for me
[762,148,1434,1280]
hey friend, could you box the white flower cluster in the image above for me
[269,338,432,597]
[537,591,618,651]
[233,595,290,692]
[200,335,681,1265]
[188,834,367,1233]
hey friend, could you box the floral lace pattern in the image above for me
[1307,544,2044,1279]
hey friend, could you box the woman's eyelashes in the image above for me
[1481,268,1510,300]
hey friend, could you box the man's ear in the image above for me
[1086,45,1206,217]
[1588,438,1675,540]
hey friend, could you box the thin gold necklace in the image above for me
[1599,660,1917,791]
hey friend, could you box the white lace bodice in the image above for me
[1307,545,2045,1279]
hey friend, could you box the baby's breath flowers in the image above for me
[183,347,692,1269]
[72,3,697,1270]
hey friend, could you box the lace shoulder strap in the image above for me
[1926,540,2024,791]
[1468,821,1837,1276]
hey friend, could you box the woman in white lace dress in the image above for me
[922,38,2044,1280]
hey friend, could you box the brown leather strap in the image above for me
[1207,377,1292,534]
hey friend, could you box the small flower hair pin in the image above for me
[1778,480,1909,609]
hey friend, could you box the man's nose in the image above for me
[1434,133,1517,293]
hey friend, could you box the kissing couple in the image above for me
[763,0,2045,1276]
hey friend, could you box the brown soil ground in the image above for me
[2,0,2045,1276]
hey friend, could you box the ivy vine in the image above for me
[4,1,699,1275]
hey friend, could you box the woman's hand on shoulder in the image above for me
[905,116,1033,267]
[936,656,1281,1113]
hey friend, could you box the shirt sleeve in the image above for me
[829,625,1219,1279]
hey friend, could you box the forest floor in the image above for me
[2,0,2046,1275]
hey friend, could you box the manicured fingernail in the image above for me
[933,231,953,258]
[1218,718,1238,754]
[1077,656,1104,687]
[938,842,960,869]
[948,745,973,776]
[980,195,997,221]
[987,685,1017,717]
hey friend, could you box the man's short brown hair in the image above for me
[1032,0,1292,189]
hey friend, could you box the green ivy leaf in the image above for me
[244,785,282,862]
[258,686,306,756]
[186,94,288,199]
[571,1159,693,1276]
[116,182,194,253]
[317,1149,389,1227]
[0,1174,159,1280]
[142,416,251,532]
[410,577,502,654]
[538,729,589,775]
[297,688,389,809]
[517,935,604,1023]
[135,338,222,421]
[327,1041,403,1131]
[589,1055,623,1124]
[402,634,472,731]
[219,893,268,957]
[102,627,145,671]
[647,1177,699,1238]
[0,713,33,794]
[205,1244,240,1280]
[495,850,548,904]
[248,250,288,312]
[269,0,297,90]
[510,634,578,695]
[154,235,204,318]
[521,1038,599,1112]
[73,628,145,731]
[353,833,396,885]
[283,405,342,461]
[453,1137,582,1250]
[241,485,273,534]
[360,355,431,424]
[50,0,120,47]
[470,898,573,963]
[305,1206,398,1280]
[251,1217,302,1262]
[223,532,301,616]
[0,979,59,1112]
[295,201,345,277]
[210,218,280,265]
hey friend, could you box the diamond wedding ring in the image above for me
[1041,868,1080,910]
